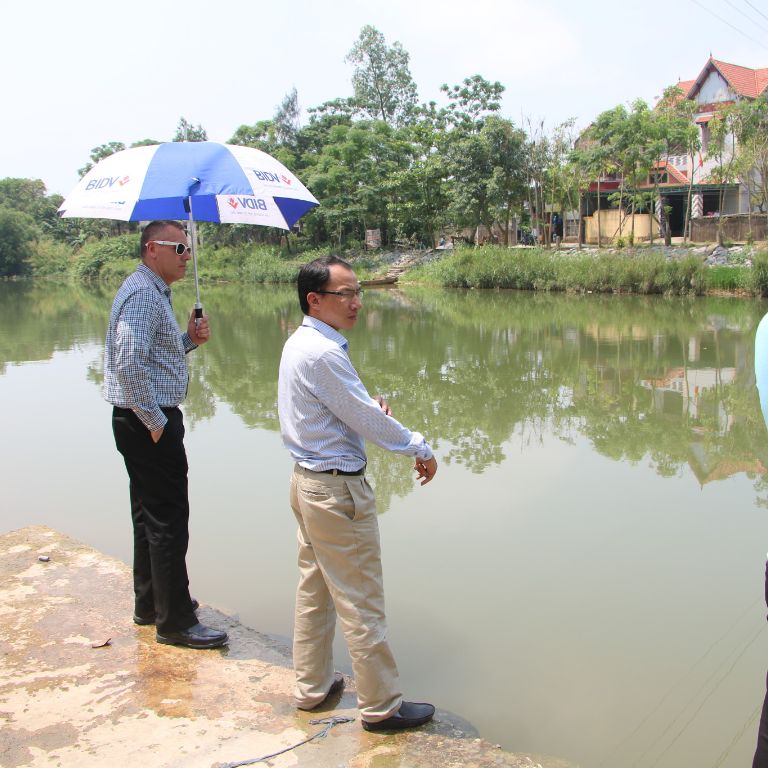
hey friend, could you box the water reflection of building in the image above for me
[640,366,736,430]
[565,317,761,484]
[639,365,767,484]
[687,443,766,485]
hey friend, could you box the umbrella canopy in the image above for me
[58,141,319,229]
[58,142,319,313]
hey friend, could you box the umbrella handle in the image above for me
[187,195,203,323]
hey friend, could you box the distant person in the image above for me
[278,255,438,731]
[753,311,768,766]
[103,220,227,650]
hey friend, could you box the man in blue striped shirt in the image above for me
[278,255,438,731]
[104,220,227,650]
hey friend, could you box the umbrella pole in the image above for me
[187,196,203,321]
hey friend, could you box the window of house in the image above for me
[700,123,710,153]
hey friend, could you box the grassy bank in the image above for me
[29,235,381,285]
[27,235,768,297]
[408,245,768,297]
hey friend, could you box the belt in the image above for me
[113,405,179,413]
[318,467,365,476]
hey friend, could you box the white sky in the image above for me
[3,0,768,196]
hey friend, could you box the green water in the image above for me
[2,279,768,767]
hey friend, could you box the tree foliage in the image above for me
[441,75,504,131]
[78,141,126,178]
[173,117,208,142]
[345,25,418,127]
[0,207,37,276]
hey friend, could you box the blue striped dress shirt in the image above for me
[278,315,433,472]
[102,264,197,431]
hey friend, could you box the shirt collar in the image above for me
[137,262,171,298]
[301,315,349,351]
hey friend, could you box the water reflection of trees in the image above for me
[0,281,112,372]
[4,281,768,510]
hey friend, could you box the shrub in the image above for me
[752,251,768,297]
[705,266,750,292]
[72,234,139,279]
[656,255,704,296]
[27,237,72,277]
[0,207,37,276]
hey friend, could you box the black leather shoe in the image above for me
[134,598,199,626]
[297,672,345,711]
[156,622,228,649]
[362,701,435,732]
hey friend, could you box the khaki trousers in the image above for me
[290,465,402,722]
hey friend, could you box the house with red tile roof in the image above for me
[581,57,767,241]
[663,57,767,234]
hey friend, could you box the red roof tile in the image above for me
[677,79,696,97]
[710,58,768,98]
[757,68,768,95]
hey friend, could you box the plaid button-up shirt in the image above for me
[102,264,197,431]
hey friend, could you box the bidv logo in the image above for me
[228,196,269,211]
[251,169,292,185]
[85,176,130,191]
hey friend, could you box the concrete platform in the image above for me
[0,526,544,768]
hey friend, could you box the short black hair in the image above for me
[297,255,352,314]
[140,220,186,257]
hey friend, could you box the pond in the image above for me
[2,279,768,767]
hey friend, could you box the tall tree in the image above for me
[708,104,742,245]
[571,139,616,248]
[543,119,580,246]
[522,117,550,245]
[445,116,526,241]
[385,102,451,246]
[302,119,408,245]
[229,121,277,154]
[441,75,504,132]
[345,25,418,127]
[0,207,37,276]
[173,117,208,142]
[0,177,67,243]
[274,87,301,146]
[654,85,700,242]
[728,96,768,231]
[485,118,528,244]
[652,85,700,243]
[78,141,126,178]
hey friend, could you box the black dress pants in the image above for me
[112,406,197,634]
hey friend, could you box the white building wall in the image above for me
[697,71,738,105]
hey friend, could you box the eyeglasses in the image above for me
[147,240,192,255]
[316,288,365,299]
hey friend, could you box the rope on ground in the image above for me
[217,716,356,768]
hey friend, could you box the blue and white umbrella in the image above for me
[58,141,319,312]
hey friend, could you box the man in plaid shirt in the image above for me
[104,220,227,649]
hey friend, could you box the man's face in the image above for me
[143,226,191,286]
[308,264,363,331]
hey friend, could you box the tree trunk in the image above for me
[618,180,625,238]
[684,152,694,244]
[717,185,725,246]
[597,178,602,249]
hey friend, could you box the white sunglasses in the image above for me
[147,240,192,255]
